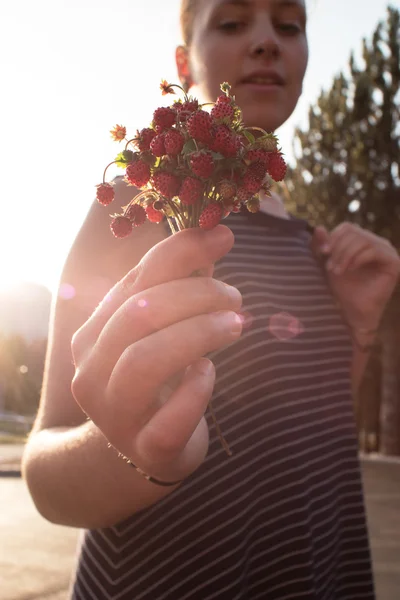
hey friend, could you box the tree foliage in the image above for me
[285,5,400,246]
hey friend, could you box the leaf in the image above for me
[243,130,255,144]
[115,150,134,168]
[182,139,197,155]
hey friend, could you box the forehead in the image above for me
[192,0,307,28]
[200,0,306,12]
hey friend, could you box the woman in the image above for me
[23,0,399,598]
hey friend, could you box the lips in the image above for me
[240,70,285,86]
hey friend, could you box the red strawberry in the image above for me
[136,128,156,151]
[246,148,270,167]
[110,216,133,238]
[190,151,214,178]
[215,94,231,104]
[212,125,237,157]
[218,180,236,202]
[211,99,235,121]
[179,177,204,205]
[164,129,184,155]
[150,133,166,157]
[125,159,151,187]
[152,171,180,199]
[267,151,287,182]
[145,202,164,223]
[187,110,213,144]
[125,203,147,226]
[199,202,223,230]
[96,183,114,206]
[236,187,253,202]
[153,106,176,131]
[175,99,199,122]
[242,161,266,193]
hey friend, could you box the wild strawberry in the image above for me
[242,161,266,193]
[246,148,270,167]
[236,187,252,202]
[145,202,164,223]
[187,110,213,144]
[212,125,237,157]
[110,124,126,142]
[211,99,235,121]
[110,216,133,238]
[96,183,115,206]
[153,106,176,131]
[259,133,279,152]
[136,128,156,152]
[152,171,180,199]
[246,197,261,213]
[175,99,199,122]
[215,94,231,104]
[125,203,147,226]
[267,151,287,182]
[125,159,151,188]
[199,202,223,230]
[164,129,184,155]
[179,177,204,205]
[150,133,166,157]
[190,151,214,178]
[218,180,236,202]
[231,201,242,213]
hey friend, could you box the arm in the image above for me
[23,181,242,529]
[22,179,176,529]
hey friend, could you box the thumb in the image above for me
[311,225,330,258]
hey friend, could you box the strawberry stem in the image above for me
[102,161,118,184]
[208,398,232,456]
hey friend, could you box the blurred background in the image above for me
[0,1,399,598]
[0,0,398,452]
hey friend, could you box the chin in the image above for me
[240,104,287,133]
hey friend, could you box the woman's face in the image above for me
[181,0,308,132]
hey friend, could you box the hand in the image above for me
[312,223,400,333]
[71,226,242,483]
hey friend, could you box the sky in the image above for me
[0,0,396,293]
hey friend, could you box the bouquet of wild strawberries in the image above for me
[96,81,287,238]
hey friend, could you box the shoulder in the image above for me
[61,176,168,295]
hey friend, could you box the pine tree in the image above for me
[284,6,400,455]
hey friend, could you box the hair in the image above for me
[180,0,198,46]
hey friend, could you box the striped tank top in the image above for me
[71,210,376,599]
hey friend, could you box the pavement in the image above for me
[1,445,400,600]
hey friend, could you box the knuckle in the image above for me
[140,426,182,463]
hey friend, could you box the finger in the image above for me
[90,277,242,382]
[310,225,330,258]
[347,246,386,272]
[102,310,242,428]
[133,358,214,475]
[73,225,234,356]
[326,236,368,274]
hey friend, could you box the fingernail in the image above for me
[222,283,242,302]
[321,244,330,254]
[215,311,243,335]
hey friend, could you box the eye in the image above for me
[217,20,247,34]
[276,22,302,35]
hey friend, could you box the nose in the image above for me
[249,19,281,60]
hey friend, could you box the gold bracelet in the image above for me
[113,448,183,487]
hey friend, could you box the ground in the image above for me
[0,445,399,600]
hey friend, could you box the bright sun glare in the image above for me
[0,0,391,293]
